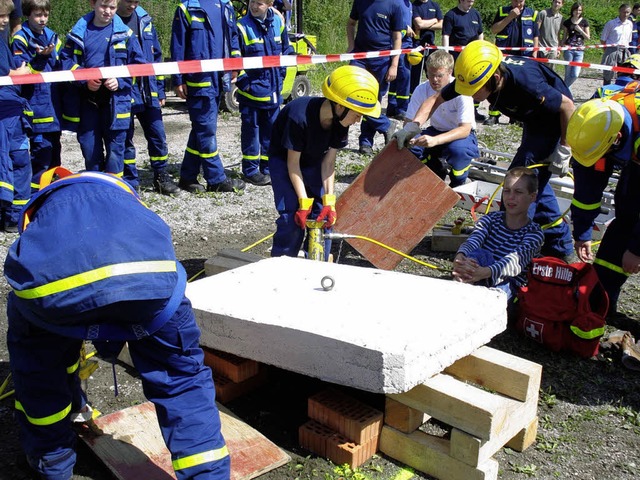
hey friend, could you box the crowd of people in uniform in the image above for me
[2,0,640,479]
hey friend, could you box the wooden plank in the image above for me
[78,402,289,480]
[384,397,430,434]
[448,398,537,466]
[379,426,498,480]
[388,374,524,441]
[444,346,542,403]
[334,140,459,270]
[506,416,539,452]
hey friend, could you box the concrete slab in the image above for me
[187,257,507,394]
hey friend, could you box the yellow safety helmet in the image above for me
[407,50,423,66]
[453,40,503,96]
[322,65,382,118]
[567,98,625,167]
[622,53,640,70]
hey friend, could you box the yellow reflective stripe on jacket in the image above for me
[594,258,630,276]
[571,198,601,211]
[62,114,80,123]
[186,80,212,87]
[13,260,177,300]
[67,359,80,374]
[124,158,136,165]
[0,181,14,192]
[186,146,218,158]
[73,49,82,56]
[172,445,229,471]
[242,154,260,160]
[237,89,271,102]
[150,154,168,162]
[33,117,55,124]
[570,324,605,340]
[237,23,264,46]
[12,35,27,47]
[116,112,131,119]
[15,400,72,426]
[13,198,29,206]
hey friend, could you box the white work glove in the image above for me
[548,144,572,177]
[392,121,421,150]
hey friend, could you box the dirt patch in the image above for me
[0,72,639,480]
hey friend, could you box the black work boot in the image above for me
[178,177,205,193]
[207,177,246,192]
[153,171,179,195]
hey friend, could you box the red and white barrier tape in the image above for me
[1,44,639,87]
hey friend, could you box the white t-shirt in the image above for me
[406,79,475,132]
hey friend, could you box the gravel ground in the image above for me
[0,72,639,480]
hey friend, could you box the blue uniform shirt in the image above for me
[269,97,348,168]
[412,0,443,46]
[350,0,405,52]
[443,56,570,126]
[84,23,113,68]
[442,6,483,46]
[0,38,23,116]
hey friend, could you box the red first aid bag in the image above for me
[516,257,609,358]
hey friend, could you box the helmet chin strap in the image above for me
[330,101,351,124]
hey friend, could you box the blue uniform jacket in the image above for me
[170,0,241,98]
[494,5,538,55]
[59,13,145,132]
[236,9,292,108]
[4,173,183,338]
[128,5,166,111]
[11,23,62,133]
[572,82,637,244]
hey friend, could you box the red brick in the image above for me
[212,367,267,404]
[308,389,383,444]
[326,432,379,469]
[298,420,336,458]
[203,348,259,382]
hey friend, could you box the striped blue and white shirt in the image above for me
[457,212,544,287]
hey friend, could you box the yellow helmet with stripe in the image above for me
[567,98,625,167]
[322,65,382,118]
[453,40,503,96]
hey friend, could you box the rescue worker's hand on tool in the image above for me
[294,197,314,229]
[317,194,337,228]
[392,121,421,150]
[548,143,572,177]
[574,240,593,262]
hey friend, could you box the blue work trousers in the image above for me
[77,104,126,177]
[387,54,411,119]
[30,131,62,192]
[123,107,169,188]
[7,296,230,480]
[410,127,479,187]
[1,114,31,224]
[181,95,226,186]
[239,103,278,177]
[351,57,391,148]
[593,161,640,313]
[511,126,573,257]
[270,156,331,258]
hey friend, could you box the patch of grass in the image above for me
[539,386,558,408]
[510,462,538,476]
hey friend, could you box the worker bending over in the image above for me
[4,170,229,480]
[394,40,575,261]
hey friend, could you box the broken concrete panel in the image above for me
[187,257,507,394]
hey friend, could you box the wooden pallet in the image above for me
[379,346,542,480]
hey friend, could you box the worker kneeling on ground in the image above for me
[4,169,229,480]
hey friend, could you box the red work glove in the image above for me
[316,194,337,228]
[294,197,314,229]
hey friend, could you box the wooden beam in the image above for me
[384,397,430,434]
[379,426,498,480]
[444,346,542,403]
[388,374,525,441]
[334,140,459,270]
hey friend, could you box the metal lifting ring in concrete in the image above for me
[321,275,335,291]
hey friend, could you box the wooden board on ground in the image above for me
[78,401,290,480]
[334,140,460,270]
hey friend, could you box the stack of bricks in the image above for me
[298,389,383,468]
[202,348,267,403]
